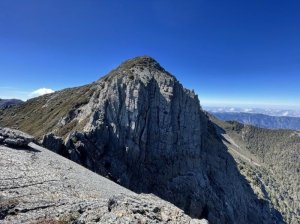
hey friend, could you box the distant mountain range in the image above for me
[205,106,300,117]
[212,112,300,130]
[0,98,23,109]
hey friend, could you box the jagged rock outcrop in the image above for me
[0,139,206,223]
[0,56,285,223]
[0,128,33,147]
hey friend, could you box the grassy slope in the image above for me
[0,57,167,140]
[0,84,96,139]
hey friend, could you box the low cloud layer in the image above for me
[30,88,54,97]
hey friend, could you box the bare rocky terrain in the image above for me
[0,56,297,223]
[0,131,206,224]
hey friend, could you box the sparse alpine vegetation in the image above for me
[0,85,95,139]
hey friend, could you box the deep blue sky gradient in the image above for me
[0,0,299,107]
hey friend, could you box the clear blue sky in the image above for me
[0,0,300,107]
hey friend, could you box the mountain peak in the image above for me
[99,56,171,82]
[121,55,160,67]
[117,56,166,73]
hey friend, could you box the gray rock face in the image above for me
[58,57,207,196]
[0,142,206,223]
[39,57,282,223]
[0,128,33,147]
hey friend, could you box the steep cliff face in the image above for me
[64,57,207,194]
[0,57,283,223]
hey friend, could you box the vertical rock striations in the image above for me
[67,57,206,192]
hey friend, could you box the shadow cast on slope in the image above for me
[205,121,284,223]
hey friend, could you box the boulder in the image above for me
[0,127,33,147]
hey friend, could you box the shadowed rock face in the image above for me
[0,56,284,223]
[65,57,207,193]
[210,115,300,224]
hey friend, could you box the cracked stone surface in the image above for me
[0,142,206,224]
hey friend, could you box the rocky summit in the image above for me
[0,56,296,223]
